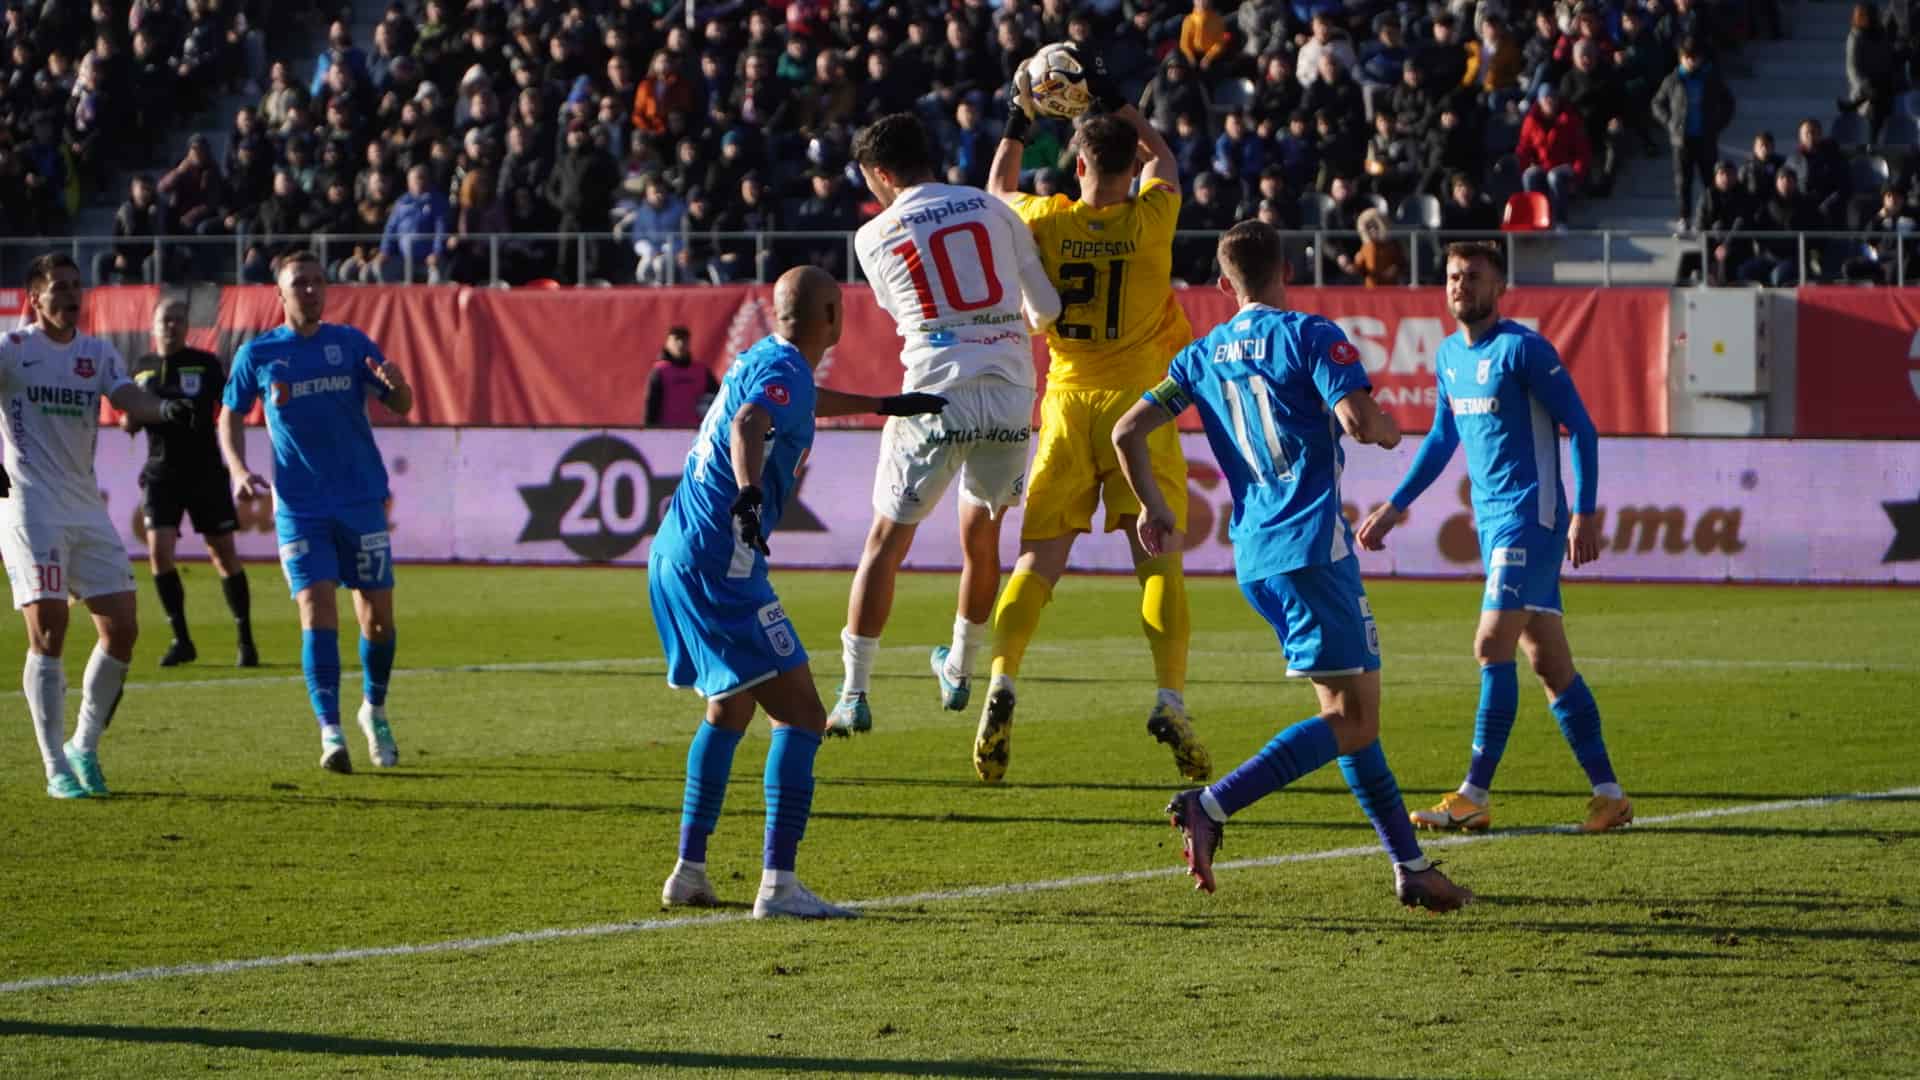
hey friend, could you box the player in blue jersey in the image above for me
[653,266,947,920]
[218,250,413,774]
[1112,222,1474,912]
[1357,240,1631,834]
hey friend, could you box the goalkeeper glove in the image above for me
[877,393,948,417]
[0,463,9,498]
[1005,68,1037,143]
[1070,43,1127,114]
[730,485,771,556]
[161,398,196,428]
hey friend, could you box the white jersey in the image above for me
[855,182,1062,394]
[0,325,130,527]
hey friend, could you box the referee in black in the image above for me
[125,299,259,667]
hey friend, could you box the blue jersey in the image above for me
[651,336,817,577]
[1151,305,1371,581]
[1388,320,1597,531]
[223,323,393,514]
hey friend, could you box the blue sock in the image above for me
[360,633,396,707]
[1465,661,1520,793]
[678,722,744,863]
[1339,740,1425,866]
[1550,674,1618,789]
[301,629,340,728]
[763,726,821,872]
[1206,716,1339,818]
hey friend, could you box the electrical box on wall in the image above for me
[1683,291,1770,395]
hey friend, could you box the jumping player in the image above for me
[828,113,1061,735]
[1357,240,1632,834]
[1114,222,1474,911]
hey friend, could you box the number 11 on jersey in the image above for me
[1223,376,1295,484]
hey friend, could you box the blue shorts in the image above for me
[1241,556,1382,679]
[1479,519,1567,615]
[648,553,808,700]
[276,502,394,597]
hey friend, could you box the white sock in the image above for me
[948,616,988,681]
[1458,782,1491,805]
[74,647,128,753]
[1594,782,1625,800]
[672,858,706,878]
[1397,855,1434,873]
[1198,788,1228,823]
[1156,688,1185,711]
[840,629,879,695]
[759,868,796,891]
[22,652,68,780]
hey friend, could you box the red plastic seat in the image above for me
[1501,191,1552,232]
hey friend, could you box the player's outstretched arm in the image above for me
[1107,102,1179,190]
[815,388,948,419]
[216,406,270,498]
[1112,397,1180,556]
[1334,389,1401,449]
[988,70,1036,201]
[108,381,194,430]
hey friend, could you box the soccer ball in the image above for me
[1023,43,1092,120]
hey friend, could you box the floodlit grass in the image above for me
[0,565,1915,1078]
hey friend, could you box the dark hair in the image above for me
[852,113,937,183]
[26,252,77,295]
[1444,240,1507,278]
[1217,221,1286,295]
[1448,170,1474,188]
[1073,114,1140,177]
[1677,34,1701,56]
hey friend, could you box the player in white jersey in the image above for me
[1,254,196,798]
[827,114,1062,734]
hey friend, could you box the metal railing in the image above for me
[7,227,1914,289]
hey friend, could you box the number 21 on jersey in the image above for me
[891,223,1004,319]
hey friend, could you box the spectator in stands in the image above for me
[713,172,781,283]
[1171,112,1214,181]
[1741,169,1825,284]
[1467,17,1524,99]
[1297,13,1356,89]
[1844,185,1920,282]
[1681,160,1754,285]
[372,163,451,283]
[545,118,620,283]
[443,167,506,285]
[1237,165,1295,222]
[1651,37,1735,227]
[157,132,224,259]
[1441,170,1499,235]
[943,99,996,188]
[792,168,857,277]
[1317,174,1367,274]
[632,48,694,143]
[1741,131,1786,199]
[1364,108,1421,202]
[1141,53,1211,139]
[860,50,916,125]
[1842,3,1899,144]
[304,178,357,240]
[96,174,170,284]
[1389,58,1437,134]
[1304,52,1363,132]
[1175,172,1236,282]
[1255,52,1302,121]
[1523,9,1567,91]
[1664,0,1719,61]
[1615,7,1671,155]
[1560,41,1627,196]
[311,21,369,99]
[129,29,177,150]
[1237,0,1293,66]
[1179,0,1231,76]
[1418,14,1471,103]
[661,136,706,199]
[646,326,719,428]
[1314,107,1366,191]
[1516,83,1591,222]
[1338,207,1406,286]
[242,169,310,283]
[678,187,727,285]
[1422,102,1481,196]
[1789,117,1852,225]
[1274,109,1320,192]
[1556,7,1620,69]
[1359,15,1409,88]
[1213,110,1268,192]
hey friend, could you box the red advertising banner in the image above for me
[76,284,1669,433]
[1795,287,1920,437]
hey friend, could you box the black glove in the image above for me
[1005,69,1036,143]
[877,393,948,417]
[0,462,10,499]
[730,485,770,556]
[1071,43,1126,114]
[160,397,195,428]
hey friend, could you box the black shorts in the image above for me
[142,469,239,536]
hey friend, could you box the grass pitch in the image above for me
[0,564,1916,1078]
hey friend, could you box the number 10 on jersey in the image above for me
[891,223,1005,320]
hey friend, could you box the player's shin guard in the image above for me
[1340,739,1428,868]
[301,629,341,727]
[1550,674,1619,792]
[762,726,821,872]
[1136,553,1190,695]
[154,569,191,643]
[988,570,1052,680]
[1206,716,1339,818]
[680,721,743,863]
[1465,661,1520,795]
[360,633,396,707]
[73,646,127,753]
[23,652,68,780]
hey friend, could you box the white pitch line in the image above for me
[1,784,1913,997]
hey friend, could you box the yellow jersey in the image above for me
[1009,177,1193,393]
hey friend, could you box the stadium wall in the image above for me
[98,429,1920,584]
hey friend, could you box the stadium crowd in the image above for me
[11,0,1920,286]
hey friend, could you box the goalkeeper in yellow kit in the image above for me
[972,47,1210,784]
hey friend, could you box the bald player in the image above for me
[650,267,947,920]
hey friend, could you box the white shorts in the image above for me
[872,376,1035,525]
[0,514,136,608]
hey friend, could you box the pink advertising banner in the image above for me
[90,431,1920,584]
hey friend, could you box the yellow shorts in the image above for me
[1021,388,1188,541]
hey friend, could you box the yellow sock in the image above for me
[989,570,1053,680]
[1136,553,1190,694]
